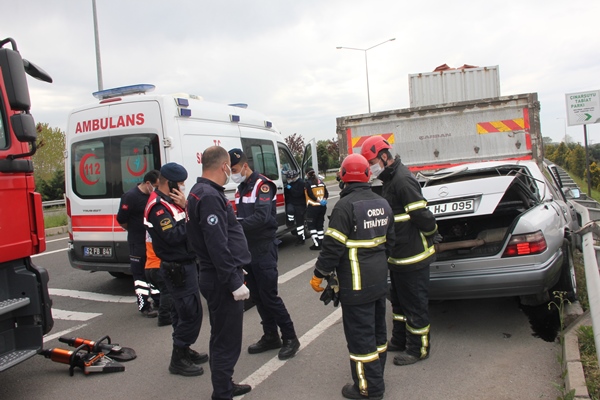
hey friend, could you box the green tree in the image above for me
[32,123,65,182]
[552,142,569,167]
[38,169,65,201]
[565,145,586,179]
[284,133,305,165]
[317,140,330,172]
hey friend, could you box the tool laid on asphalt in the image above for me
[58,335,136,362]
[39,345,125,376]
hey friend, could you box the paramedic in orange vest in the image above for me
[117,169,160,318]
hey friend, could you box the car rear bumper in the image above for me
[429,248,564,300]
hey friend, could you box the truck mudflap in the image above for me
[0,257,53,371]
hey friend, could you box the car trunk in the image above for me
[424,169,540,261]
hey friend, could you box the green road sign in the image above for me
[565,90,600,126]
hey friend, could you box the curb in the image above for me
[562,303,591,398]
[45,226,68,237]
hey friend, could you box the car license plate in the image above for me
[83,246,112,258]
[428,199,475,217]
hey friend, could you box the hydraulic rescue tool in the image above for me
[39,344,125,376]
[58,335,137,362]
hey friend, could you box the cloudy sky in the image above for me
[3,1,600,146]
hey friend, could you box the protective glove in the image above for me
[286,184,292,190]
[320,199,327,206]
[232,284,250,301]
[320,274,340,307]
[310,275,325,292]
[433,233,443,244]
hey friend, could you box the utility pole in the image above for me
[92,0,103,91]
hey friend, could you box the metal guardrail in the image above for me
[571,201,600,368]
[42,200,65,208]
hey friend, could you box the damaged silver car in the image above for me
[420,160,579,305]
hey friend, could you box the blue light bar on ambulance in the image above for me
[179,108,192,117]
[228,103,248,109]
[176,98,189,107]
[230,115,240,123]
[265,121,272,128]
[92,84,155,100]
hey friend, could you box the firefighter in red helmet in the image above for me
[361,135,439,366]
[311,153,394,400]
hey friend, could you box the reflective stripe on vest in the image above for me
[234,177,276,205]
[387,232,435,266]
[143,191,185,228]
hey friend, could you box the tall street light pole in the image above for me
[337,38,395,113]
[92,0,104,91]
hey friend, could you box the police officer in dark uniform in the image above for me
[361,135,439,367]
[228,148,300,360]
[144,162,207,377]
[310,154,394,400]
[283,169,306,245]
[186,146,252,399]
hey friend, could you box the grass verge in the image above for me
[44,212,67,229]
[577,325,599,400]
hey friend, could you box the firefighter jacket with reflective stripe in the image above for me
[143,190,194,263]
[305,177,328,207]
[234,171,278,245]
[315,183,395,305]
[378,158,437,272]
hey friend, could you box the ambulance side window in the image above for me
[241,138,278,180]
[278,144,297,183]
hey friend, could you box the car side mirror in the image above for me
[564,187,581,199]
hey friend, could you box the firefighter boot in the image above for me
[169,345,204,376]
[341,383,383,400]
[248,332,282,354]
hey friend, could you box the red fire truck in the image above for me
[0,37,53,371]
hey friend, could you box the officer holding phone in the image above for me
[144,162,207,377]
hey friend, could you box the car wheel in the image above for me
[109,271,129,279]
[551,242,577,302]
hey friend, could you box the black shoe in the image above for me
[141,307,158,318]
[248,333,282,354]
[387,338,405,352]
[232,382,252,396]
[393,351,429,366]
[309,244,321,251]
[188,348,209,364]
[341,383,383,400]
[169,346,204,376]
[278,337,300,360]
[157,319,172,327]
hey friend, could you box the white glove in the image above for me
[232,284,250,301]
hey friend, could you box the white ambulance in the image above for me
[65,84,316,277]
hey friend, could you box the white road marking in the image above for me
[49,288,136,303]
[51,308,102,321]
[31,248,68,258]
[238,307,343,397]
[46,237,69,243]
[43,324,89,343]
[278,258,317,284]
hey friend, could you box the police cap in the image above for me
[229,148,245,167]
[160,162,188,182]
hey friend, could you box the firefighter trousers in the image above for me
[341,296,387,398]
[389,267,431,358]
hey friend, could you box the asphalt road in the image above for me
[2,186,563,400]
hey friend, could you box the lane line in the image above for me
[51,308,102,321]
[278,258,317,284]
[239,307,343,396]
[46,237,69,243]
[43,324,89,343]
[49,288,136,303]
[32,248,68,258]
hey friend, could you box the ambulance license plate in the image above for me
[83,246,112,257]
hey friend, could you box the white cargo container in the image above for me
[409,66,500,107]
[337,93,542,172]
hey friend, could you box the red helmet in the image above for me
[340,154,371,183]
[360,135,391,161]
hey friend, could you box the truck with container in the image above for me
[337,67,579,304]
[0,37,54,371]
[65,84,316,277]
